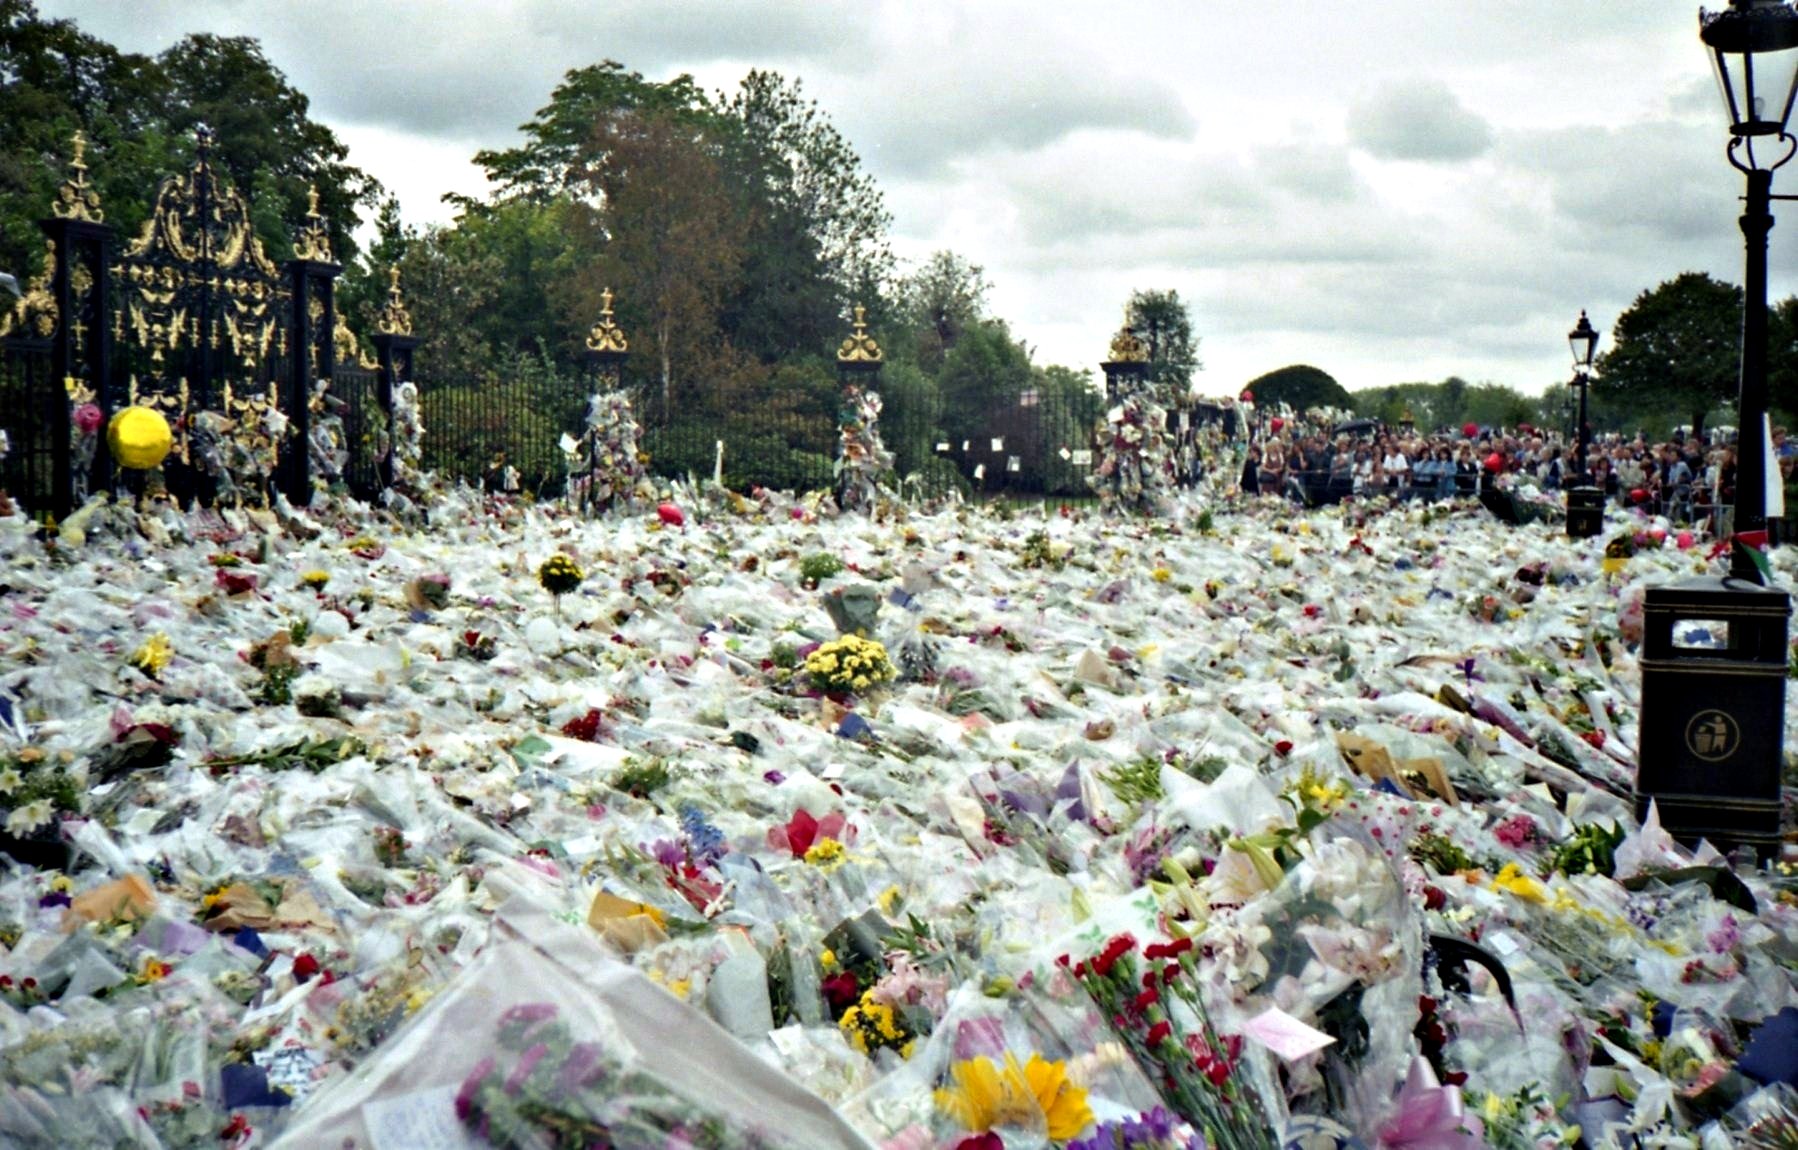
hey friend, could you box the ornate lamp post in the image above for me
[1700,0,1798,539]
[1564,310,1604,538]
[1568,310,1599,483]
[1629,1,1797,858]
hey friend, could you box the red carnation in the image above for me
[291,953,320,982]
[1146,1020,1173,1045]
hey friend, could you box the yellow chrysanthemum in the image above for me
[804,837,846,869]
[130,633,173,677]
[1150,567,1172,583]
[300,570,331,589]
[933,1054,1092,1140]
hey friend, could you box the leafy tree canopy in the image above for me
[1594,271,1743,439]
[1127,289,1200,392]
[1245,364,1351,412]
[0,3,379,279]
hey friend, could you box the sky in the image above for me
[41,0,1798,398]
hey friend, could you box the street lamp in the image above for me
[1563,310,1605,539]
[1569,310,1599,484]
[1700,0,1798,538]
[1628,0,1798,859]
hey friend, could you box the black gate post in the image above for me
[369,266,417,493]
[40,132,114,520]
[284,186,342,504]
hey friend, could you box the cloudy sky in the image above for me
[43,0,1797,397]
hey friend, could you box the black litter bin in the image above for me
[1565,486,1604,539]
[1634,575,1790,856]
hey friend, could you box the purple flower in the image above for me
[763,770,785,785]
[648,838,686,868]
[555,1041,608,1095]
[498,1002,558,1028]
[504,1043,550,1095]
[454,1056,495,1121]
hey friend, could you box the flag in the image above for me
[1732,534,1773,585]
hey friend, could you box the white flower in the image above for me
[0,767,20,796]
[5,798,55,836]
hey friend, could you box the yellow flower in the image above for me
[131,633,173,677]
[820,948,837,970]
[1150,567,1172,583]
[1491,863,1548,905]
[804,837,846,869]
[934,1053,1093,1140]
[300,570,331,590]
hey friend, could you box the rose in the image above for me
[73,403,103,435]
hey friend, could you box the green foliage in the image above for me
[1408,832,1475,875]
[610,757,673,800]
[205,735,365,774]
[1245,365,1352,412]
[1547,821,1626,878]
[0,9,379,281]
[1099,756,1165,807]
[800,553,844,584]
[1128,289,1201,391]
[1595,272,1744,438]
[256,663,298,706]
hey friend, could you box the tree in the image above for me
[1595,272,1743,439]
[895,251,990,371]
[1245,364,1352,412]
[155,34,378,261]
[721,70,892,312]
[1127,289,1200,392]
[0,6,378,279]
[1772,294,1798,423]
[470,60,712,202]
[563,108,745,408]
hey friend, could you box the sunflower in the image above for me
[933,1053,1092,1141]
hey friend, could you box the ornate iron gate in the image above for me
[0,129,403,520]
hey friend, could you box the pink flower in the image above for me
[73,403,103,434]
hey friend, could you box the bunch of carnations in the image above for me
[1061,934,1278,1150]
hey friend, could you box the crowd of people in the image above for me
[1231,411,1798,532]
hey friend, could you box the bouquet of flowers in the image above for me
[805,635,897,696]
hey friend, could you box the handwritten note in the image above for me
[363,1085,482,1150]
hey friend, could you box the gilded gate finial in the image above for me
[836,303,882,363]
[1106,306,1148,363]
[375,265,413,336]
[585,287,628,354]
[52,130,104,223]
[293,182,335,263]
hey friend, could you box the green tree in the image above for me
[721,70,892,323]
[0,6,378,280]
[470,60,712,202]
[1127,289,1200,392]
[1595,272,1743,439]
[1245,364,1352,412]
[895,250,989,371]
[564,108,746,408]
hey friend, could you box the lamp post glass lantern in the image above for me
[1569,309,1598,484]
[1700,0,1798,539]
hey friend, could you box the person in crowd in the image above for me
[1259,438,1286,496]
[1240,443,1262,495]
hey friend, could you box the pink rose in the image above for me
[74,403,103,435]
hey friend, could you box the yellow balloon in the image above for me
[107,406,173,471]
